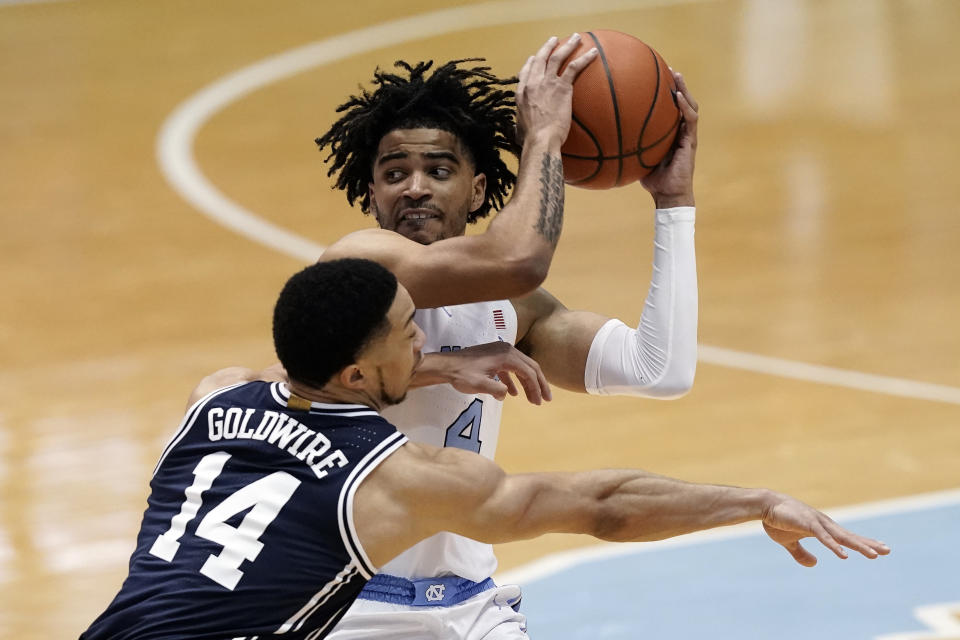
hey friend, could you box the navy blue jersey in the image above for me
[82,381,407,640]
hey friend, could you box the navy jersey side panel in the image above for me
[81,381,405,640]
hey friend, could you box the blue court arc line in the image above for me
[502,492,960,639]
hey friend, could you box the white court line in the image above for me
[0,0,74,6]
[155,0,960,405]
[496,487,960,585]
[699,345,960,406]
[877,601,960,640]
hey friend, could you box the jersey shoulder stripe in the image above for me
[337,431,408,578]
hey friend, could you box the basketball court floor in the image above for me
[1,0,958,637]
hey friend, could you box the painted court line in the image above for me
[155,1,960,404]
[699,345,960,406]
[0,0,73,6]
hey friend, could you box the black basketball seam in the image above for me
[638,113,681,168]
[563,112,604,185]
[588,31,623,187]
[635,44,662,172]
[564,108,679,163]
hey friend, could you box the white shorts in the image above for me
[327,582,528,640]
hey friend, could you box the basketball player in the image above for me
[313,36,700,638]
[80,260,889,640]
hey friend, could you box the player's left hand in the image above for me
[640,70,698,209]
[760,492,891,567]
[426,342,552,405]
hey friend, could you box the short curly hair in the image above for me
[273,259,398,388]
[315,59,518,223]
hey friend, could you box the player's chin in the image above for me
[395,221,446,245]
[405,231,444,245]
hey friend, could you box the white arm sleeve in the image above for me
[584,206,697,398]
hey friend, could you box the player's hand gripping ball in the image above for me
[560,30,680,189]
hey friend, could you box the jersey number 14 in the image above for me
[148,451,300,590]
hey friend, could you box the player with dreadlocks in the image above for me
[315,35,702,640]
[317,40,588,307]
[317,58,518,226]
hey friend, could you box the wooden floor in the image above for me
[1,0,958,637]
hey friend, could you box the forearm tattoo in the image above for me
[535,154,564,245]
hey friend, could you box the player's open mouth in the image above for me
[399,209,441,225]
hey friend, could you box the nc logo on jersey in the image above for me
[425,584,446,602]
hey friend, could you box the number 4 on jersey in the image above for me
[444,399,483,453]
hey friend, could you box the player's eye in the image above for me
[431,166,452,179]
[384,169,405,183]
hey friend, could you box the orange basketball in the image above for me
[560,31,681,189]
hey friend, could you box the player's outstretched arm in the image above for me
[354,443,889,569]
[321,38,599,309]
[512,71,699,397]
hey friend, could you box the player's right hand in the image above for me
[443,341,552,405]
[516,34,598,147]
[640,70,698,208]
[760,492,891,567]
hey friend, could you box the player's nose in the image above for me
[402,171,431,200]
[412,322,426,352]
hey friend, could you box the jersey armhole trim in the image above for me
[153,382,246,476]
[337,431,409,579]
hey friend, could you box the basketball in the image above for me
[560,30,681,189]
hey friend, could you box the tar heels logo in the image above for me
[425,584,446,602]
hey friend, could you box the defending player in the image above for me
[80,260,888,640]
[313,36,699,638]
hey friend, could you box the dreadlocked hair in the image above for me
[315,59,518,223]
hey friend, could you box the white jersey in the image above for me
[380,300,518,581]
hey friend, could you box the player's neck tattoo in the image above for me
[535,153,564,245]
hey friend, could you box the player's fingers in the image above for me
[498,372,520,397]
[515,351,552,402]
[823,521,890,559]
[476,376,508,401]
[675,90,697,122]
[532,36,559,71]
[508,361,544,405]
[784,540,818,567]
[560,47,599,83]
[811,522,848,560]
[535,361,552,402]
[673,71,698,112]
[674,94,697,149]
[675,92,698,144]
[546,32,582,73]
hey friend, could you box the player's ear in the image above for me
[339,364,366,390]
[469,173,486,213]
